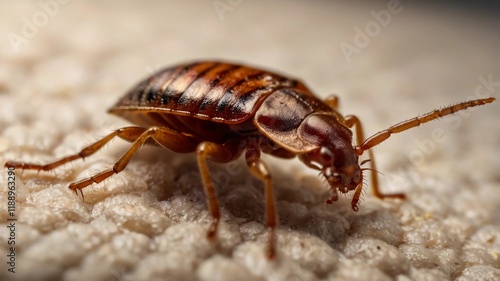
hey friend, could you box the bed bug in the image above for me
[5,61,495,258]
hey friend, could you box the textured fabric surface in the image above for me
[1,1,499,281]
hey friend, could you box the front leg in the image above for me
[344,115,406,204]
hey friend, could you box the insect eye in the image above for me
[319,147,334,163]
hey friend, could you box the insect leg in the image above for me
[4,126,147,171]
[324,95,340,110]
[351,168,364,212]
[245,141,277,259]
[344,115,406,205]
[196,141,239,240]
[68,127,198,192]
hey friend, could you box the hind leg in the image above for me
[67,127,198,194]
[5,126,148,171]
[7,126,199,198]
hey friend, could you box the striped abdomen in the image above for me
[109,61,313,124]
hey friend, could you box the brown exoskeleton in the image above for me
[5,61,495,258]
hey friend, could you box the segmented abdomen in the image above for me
[110,61,310,124]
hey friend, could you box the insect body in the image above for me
[5,61,495,258]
